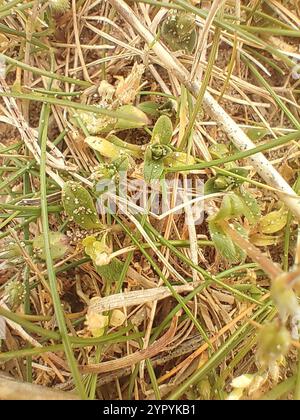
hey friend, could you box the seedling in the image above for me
[206,168,261,263]
[143,115,173,182]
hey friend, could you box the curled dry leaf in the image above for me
[115,63,145,105]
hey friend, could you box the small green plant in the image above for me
[82,234,112,267]
[143,115,195,182]
[161,10,197,53]
[82,234,124,284]
[207,187,260,263]
[205,160,261,262]
[143,115,173,182]
[84,114,195,182]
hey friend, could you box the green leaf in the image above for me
[209,143,229,159]
[204,176,227,194]
[106,134,143,156]
[85,135,142,160]
[209,222,237,261]
[33,231,69,261]
[138,101,160,118]
[5,279,25,310]
[226,167,249,187]
[258,207,288,234]
[164,151,196,168]
[143,147,165,182]
[237,188,261,224]
[115,105,149,130]
[213,193,245,222]
[250,233,279,247]
[96,258,124,284]
[246,127,269,142]
[85,136,124,160]
[210,190,260,225]
[209,221,246,263]
[151,115,173,145]
[161,11,197,53]
[79,105,149,135]
[62,181,102,229]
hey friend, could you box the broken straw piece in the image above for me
[88,284,197,314]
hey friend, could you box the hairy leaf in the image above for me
[237,189,261,224]
[151,115,173,145]
[258,207,288,234]
[209,221,246,263]
[62,181,102,229]
[33,232,69,261]
[143,146,165,182]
